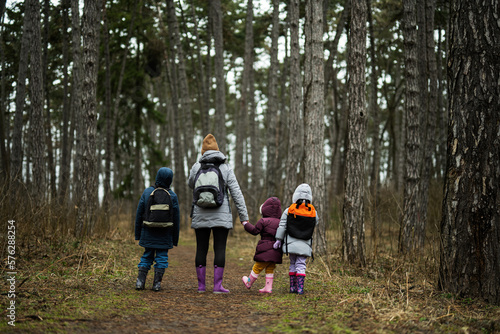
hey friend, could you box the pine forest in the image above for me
[0,0,499,332]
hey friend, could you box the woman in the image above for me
[188,134,249,293]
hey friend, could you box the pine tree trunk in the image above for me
[367,0,380,256]
[342,0,367,266]
[324,0,349,97]
[399,0,421,255]
[235,0,253,193]
[189,0,209,137]
[324,1,349,200]
[165,33,188,228]
[277,12,289,201]
[59,0,71,203]
[284,0,302,203]
[304,0,326,255]
[42,0,56,201]
[212,0,226,151]
[167,0,196,164]
[248,45,260,215]
[414,0,428,250]
[439,0,500,305]
[133,50,143,216]
[76,0,100,237]
[329,83,347,198]
[29,0,46,202]
[102,3,112,227]
[396,98,405,193]
[436,28,447,179]
[10,0,33,188]
[0,0,9,181]
[71,0,82,209]
[206,4,213,133]
[418,0,438,249]
[109,0,140,202]
[266,0,280,198]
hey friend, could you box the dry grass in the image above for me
[230,224,500,333]
[1,189,499,333]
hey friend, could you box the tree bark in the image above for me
[76,0,101,237]
[102,2,112,227]
[164,25,188,228]
[284,0,303,204]
[266,0,280,198]
[248,37,260,217]
[399,0,421,255]
[0,0,9,182]
[11,0,33,188]
[414,0,428,250]
[418,0,438,249]
[342,0,367,266]
[189,0,209,137]
[166,0,196,164]
[439,0,500,305]
[304,0,326,255]
[235,0,253,193]
[277,9,289,202]
[133,48,142,210]
[436,28,447,179]
[366,0,381,256]
[29,0,46,202]
[109,0,140,203]
[71,0,82,208]
[42,0,56,201]
[59,0,71,203]
[211,0,226,152]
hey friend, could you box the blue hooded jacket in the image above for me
[135,167,180,249]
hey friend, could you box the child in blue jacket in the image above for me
[134,167,180,291]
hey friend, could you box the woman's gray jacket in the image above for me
[188,150,249,229]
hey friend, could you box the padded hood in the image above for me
[292,183,313,203]
[260,197,282,219]
[155,167,173,189]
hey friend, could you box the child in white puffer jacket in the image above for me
[274,184,318,295]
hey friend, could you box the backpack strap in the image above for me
[295,199,312,211]
[150,187,169,196]
[285,232,289,255]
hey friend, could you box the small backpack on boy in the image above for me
[192,162,226,208]
[285,199,317,253]
[143,187,174,228]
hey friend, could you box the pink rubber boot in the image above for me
[242,270,259,289]
[259,274,274,293]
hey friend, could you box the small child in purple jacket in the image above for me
[240,197,283,293]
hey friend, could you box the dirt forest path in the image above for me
[86,244,277,334]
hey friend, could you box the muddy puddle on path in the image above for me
[85,245,277,334]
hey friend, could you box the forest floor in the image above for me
[1,220,500,333]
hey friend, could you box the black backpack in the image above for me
[143,187,174,228]
[286,200,317,240]
[192,162,226,208]
[284,199,317,256]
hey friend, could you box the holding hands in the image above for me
[241,220,249,226]
[273,240,282,249]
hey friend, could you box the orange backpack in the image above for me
[286,200,316,241]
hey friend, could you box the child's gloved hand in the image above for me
[273,240,282,249]
[241,220,249,226]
